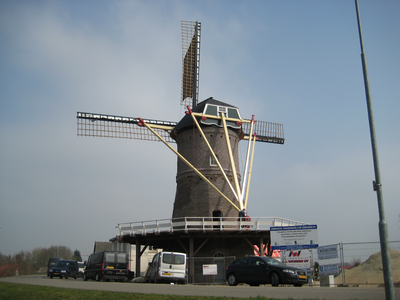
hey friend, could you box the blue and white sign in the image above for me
[319,264,340,276]
[271,225,318,250]
[317,244,339,260]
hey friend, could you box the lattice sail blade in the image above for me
[181,21,201,109]
[77,112,176,143]
[241,120,285,144]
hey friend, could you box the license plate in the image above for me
[299,275,307,279]
[162,272,171,276]
[54,273,59,275]
[106,266,114,269]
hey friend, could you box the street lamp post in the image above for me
[354,1,394,299]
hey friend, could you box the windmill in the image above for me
[77,21,284,221]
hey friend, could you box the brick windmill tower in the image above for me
[77,21,284,221]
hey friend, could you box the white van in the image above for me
[147,251,186,284]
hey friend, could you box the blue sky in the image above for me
[1,0,399,258]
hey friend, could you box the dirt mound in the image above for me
[335,249,400,286]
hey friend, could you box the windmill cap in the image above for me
[170,97,241,140]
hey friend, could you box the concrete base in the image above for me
[320,275,335,287]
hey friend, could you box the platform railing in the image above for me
[116,217,308,237]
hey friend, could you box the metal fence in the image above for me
[317,241,400,286]
[187,256,236,284]
[184,241,400,286]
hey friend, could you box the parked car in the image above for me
[147,251,186,284]
[84,251,129,282]
[77,261,85,278]
[48,260,79,279]
[47,257,62,277]
[226,256,307,287]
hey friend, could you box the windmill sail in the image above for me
[241,120,284,144]
[181,21,201,110]
[77,112,176,143]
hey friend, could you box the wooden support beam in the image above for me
[189,237,194,284]
[135,238,141,278]
[193,238,210,257]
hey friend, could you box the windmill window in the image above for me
[210,155,218,166]
[227,108,240,119]
[205,105,218,116]
[203,104,241,120]
[202,104,241,129]
[218,106,227,114]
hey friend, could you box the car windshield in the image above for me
[55,261,70,267]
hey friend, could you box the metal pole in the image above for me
[241,115,255,204]
[243,133,257,210]
[340,243,346,286]
[220,112,242,201]
[354,1,394,299]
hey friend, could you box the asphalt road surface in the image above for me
[1,275,398,300]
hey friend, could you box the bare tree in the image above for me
[48,245,73,259]
[0,245,77,277]
[31,247,49,270]
[14,251,34,275]
[0,252,17,277]
[351,257,362,268]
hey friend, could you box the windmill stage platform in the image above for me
[111,216,308,282]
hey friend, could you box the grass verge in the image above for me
[0,282,278,300]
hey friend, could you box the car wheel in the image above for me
[227,273,238,286]
[83,273,88,281]
[270,272,280,287]
[95,273,102,281]
[50,274,53,279]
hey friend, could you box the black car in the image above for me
[48,260,79,279]
[84,251,129,282]
[226,256,307,287]
[47,257,61,277]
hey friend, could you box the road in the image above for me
[1,275,398,300]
